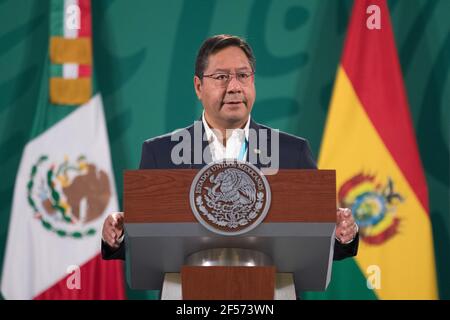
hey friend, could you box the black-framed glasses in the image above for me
[202,71,255,87]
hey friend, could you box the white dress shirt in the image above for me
[202,112,250,162]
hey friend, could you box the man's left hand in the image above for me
[335,208,358,244]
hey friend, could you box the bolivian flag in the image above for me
[319,0,437,299]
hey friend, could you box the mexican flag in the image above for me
[306,0,437,299]
[0,0,125,299]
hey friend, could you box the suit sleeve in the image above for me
[299,139,359,260]
[299,139,317,169]
[139,139,158,169]
[101,141,158,260]
[101,240,125,260]
[333,233,359,260]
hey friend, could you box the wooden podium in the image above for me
[124,169,336,299]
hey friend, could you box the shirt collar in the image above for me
[202,111,250,144]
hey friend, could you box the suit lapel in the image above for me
[248,119,272,170]
[189,118,212,170]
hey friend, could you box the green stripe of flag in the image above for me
[50,0,64,37]
[50,64,63,77]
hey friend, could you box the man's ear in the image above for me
[194,76,202,100]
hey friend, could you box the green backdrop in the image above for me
[0,0,448,299]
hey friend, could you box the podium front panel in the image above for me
[125,222,335,293]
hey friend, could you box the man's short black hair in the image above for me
[195,34,256,78]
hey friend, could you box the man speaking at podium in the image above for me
[101,34,359,261]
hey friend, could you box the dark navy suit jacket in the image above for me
[102,119,358,260]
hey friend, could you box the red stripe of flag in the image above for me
[78,0,92,37]
[341,0,429,212]
[34,254,125,300]
[78,64,92,77]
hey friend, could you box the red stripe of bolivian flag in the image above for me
[319,0,437,299]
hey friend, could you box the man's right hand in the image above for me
[102,212,124,249]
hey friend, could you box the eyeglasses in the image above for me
[202,71,255,87]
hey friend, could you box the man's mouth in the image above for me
[222,100,245,105]
[220,97,247,109]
